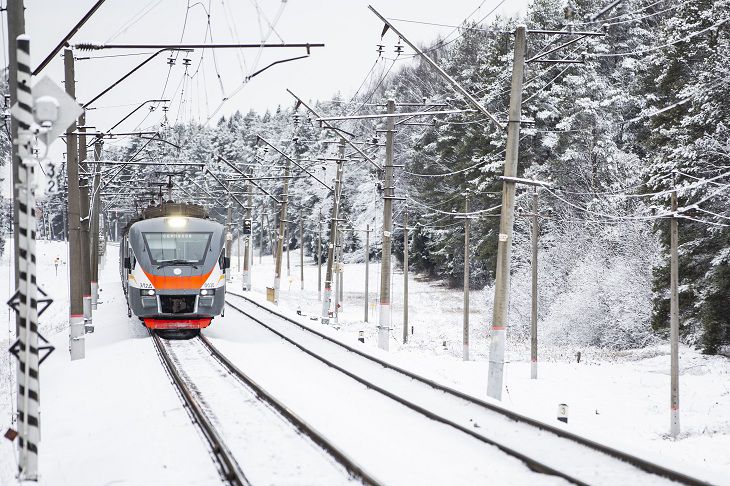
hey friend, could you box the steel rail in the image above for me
[225,292,710,486]
[223,298,585,484]
[197,334,381,486]
[150,332,249,486]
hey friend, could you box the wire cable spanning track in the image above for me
[151,330,378,486]
[225,292,710,486]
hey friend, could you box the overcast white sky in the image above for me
[20,0,527,127]
[2,0,528,195]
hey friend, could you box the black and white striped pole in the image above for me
[12,33,41,481]
[8,35,78,479]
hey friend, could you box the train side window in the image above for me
[130,250,137,270]
[218,249,225,269]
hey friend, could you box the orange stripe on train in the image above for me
[142,270,213,290]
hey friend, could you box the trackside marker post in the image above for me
[11,34,41,481]
[557,404,569,423]
[7,33,76,481]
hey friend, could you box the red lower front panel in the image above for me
[144,318,212,330]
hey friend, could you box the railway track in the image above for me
[226,291,710,486]
[151,331,378,486]
[151,331,248,486]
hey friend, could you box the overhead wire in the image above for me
[543,186,669,221]
[347,58,397,117]
[220,0,249,76]
[677,214,730,228]
[403,136,533,178]
[569,0,671,26]
[590,18,728,58]
[393,0,509,59]
[204,0,288,124]
[104,0,163,43]
[602,3,684,27]
[408,195,502,216]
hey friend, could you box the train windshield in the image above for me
[142,232,212,265]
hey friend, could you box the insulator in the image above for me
[167,57,175,66]
[376,44,385,56]
[395,38,404,55]
[183,58,191,66]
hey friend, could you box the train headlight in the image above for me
[140,289,156,296]
[167,216,187,228]
[200,289,213,296]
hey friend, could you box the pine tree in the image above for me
[644,0,730,352]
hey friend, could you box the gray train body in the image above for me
[120,210,229,329]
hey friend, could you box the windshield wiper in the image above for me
[156,259,199,269]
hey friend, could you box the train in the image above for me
[120,203,229,331]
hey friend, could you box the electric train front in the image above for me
[123,215,229,329]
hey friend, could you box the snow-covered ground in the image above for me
[0,241,727,484]
[0,240,220,485]
[230,247,730,482]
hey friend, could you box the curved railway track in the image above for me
[151,330,379,486]
[225,291,710,486]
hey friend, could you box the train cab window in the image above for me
[143,232,212,265]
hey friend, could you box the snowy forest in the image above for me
[22,0,730,354]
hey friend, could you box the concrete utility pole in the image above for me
[403,208,409,344]
[378,99,396,350]
[273,146,291,304]
[65,49,85,360]
[456,192,473,361]
[242,180,253,290]
[287,225,291,277]
[334,227,341,325]
[260,209,264,264]
[78,118,93,331]
[8,0,25,314]
[487,25,527,400]
[237,225,242,273]
[226,201,233,282]
[321,140,345,324]
[364,224,370,322]
[670,186,680,437]
[318,209,322,300]
[90,136,102,310]
[338,228,344,302]
[531,187,539,379]
[300,208,304,290]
